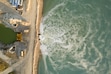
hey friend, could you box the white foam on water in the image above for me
[40,45,48,55]
[39,0,109,74]
[41,2,65,23]
[42,55,49,74]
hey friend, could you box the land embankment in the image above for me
[32,0,43,74]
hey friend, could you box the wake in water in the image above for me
[39,0,111,74]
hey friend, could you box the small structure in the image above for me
[9,0,24,14]
[16,32,22,41]
[1,13,30,27]
[24,29,29,33]
[20,50,26,57]
[17,5,23,11]
[21,21,30,26]
[9,18,30,26]
[9,18,22,24]
[8,46,16,54]
[12,24,18,28]
[9,0,23,8]
[20,50,24,57]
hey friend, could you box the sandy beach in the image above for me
[32,0,43,74]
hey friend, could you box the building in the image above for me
[9,0,24,13]
[9,0,23,7]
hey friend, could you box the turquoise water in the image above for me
[39,0,111,74]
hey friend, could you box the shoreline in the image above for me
[32,0,43,74]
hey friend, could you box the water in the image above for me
[0,24,16,44]
[38,0,111,74]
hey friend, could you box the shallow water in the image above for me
[39,0,111,74]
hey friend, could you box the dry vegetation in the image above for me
[0,58,9,72]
